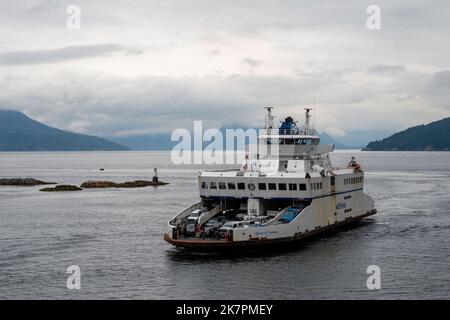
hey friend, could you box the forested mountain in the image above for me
[0,110,129,151]
[364,117,450,151]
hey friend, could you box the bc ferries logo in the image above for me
[336,202,347,210]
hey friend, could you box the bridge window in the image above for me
[258,183,267,190]
[228,182,236,189]
[289,183,297,191]
[237,183,245,190]
[268,183,277,190]
[210,182,217,189]
[201,181,207,189]
[218,182,226,189]
[299,183,306,191]
[278,183,287,190]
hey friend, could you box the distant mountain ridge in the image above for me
[364,117,450,151]
[109,128,356,150]
[0,110,129,151]
[331,129,394,149]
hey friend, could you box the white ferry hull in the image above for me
[165,191,377,249]
[164,208,377,249]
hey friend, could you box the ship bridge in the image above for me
[257,108,334,160]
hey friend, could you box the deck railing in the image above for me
[198,205,221,226]
[169,201,202,226]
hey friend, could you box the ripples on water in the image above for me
[0,151,449,299]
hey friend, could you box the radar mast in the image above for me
[304,107,313,135]
[264,107,275,133]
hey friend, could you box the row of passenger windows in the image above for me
[201,181,308,191]
[344,176,363,185]
[267,138,319,145]
[311,182,322,191]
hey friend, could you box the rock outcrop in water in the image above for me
[1,178,168,190]
[117,180,169,187]
[80,181,118,188]
[80,180,168,188]
[0,178,56,186]
[40,185,83,192]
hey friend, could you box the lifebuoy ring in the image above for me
[248,183,256,191]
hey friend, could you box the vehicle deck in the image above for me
[164,209,377,249]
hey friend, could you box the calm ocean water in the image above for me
[0,151,449,299]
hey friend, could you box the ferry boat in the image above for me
[164,107,377,249]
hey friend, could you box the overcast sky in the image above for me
[0,0,449,137]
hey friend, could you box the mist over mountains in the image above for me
[108,128,391,150]
[2,109,446,152]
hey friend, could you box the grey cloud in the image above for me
[0,44,143,65]
[208,49,221,56]
[2,69,439,137]
[293,68,356,79]
[26,0,63,13]
[1,1,450,134]
[242,57,262,68]
[2,1,450,39]
[423,70,450,110]
[367,65,406,73]
[430,70,450,89]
